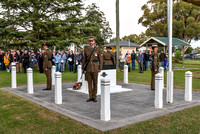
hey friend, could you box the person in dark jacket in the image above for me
[143,50,148,71]
[67,50,74,72]
[16,51,23,73]
[0,50,5,71]
[138,50,144,73]
[22,50,30,73]
[131,50,136,70]
[159,50,166,68]
[38,52,44,73]
[74,50,83,73]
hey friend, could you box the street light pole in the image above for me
[116,0,120,71]
[167,0,173,103]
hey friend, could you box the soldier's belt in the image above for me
[93,60,99,63]
[48,59,52,61]
[104,59,112,61]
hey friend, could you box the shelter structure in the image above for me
[140,37,190,68]
[103,41,139,54]
[183,0,200,6]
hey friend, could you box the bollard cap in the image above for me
[185,71,192,77]
[78,65,82,68]
[159,67,164,72]
[124,65,128,69]
[55,72,62,78]
[155,73,163,80]
[27,68,33,73]
[101,79,110,87]
[11,66,16,71]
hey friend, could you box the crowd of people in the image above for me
[119,49,168,73]
[0,47,168,74]
[0,48,83,74]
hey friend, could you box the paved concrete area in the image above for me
[2,82,200,131]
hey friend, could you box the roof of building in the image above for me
[183,0,200,6]
[140,37,190,47]
[104,41,139,47]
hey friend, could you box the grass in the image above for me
[0,60,200,133]
[0,68,77,88]
[1,89,200,133]
[0,90,98,134]
[0,62,200,90]
[117,69,200,91]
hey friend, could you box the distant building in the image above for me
[103,41,139,54]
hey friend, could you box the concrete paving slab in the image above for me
[1,82,200,131]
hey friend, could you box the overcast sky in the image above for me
[84,0,199,48]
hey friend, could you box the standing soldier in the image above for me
[42,42,52,90]
[103,47,115,65]
[82,37,103,102]
[151,44,159,90]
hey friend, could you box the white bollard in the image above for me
[27,68,34,94]
[101,78,111,121]
[159,67,164,89]
[52,65,56,87]
[77,65,82,82]
[155,73,163,109]
[185,71,192,102]
[166,71,173,103]
[124,65,128,84]
[55,72,62,104]
[11,66,17,88]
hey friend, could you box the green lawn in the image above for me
[0,62,200,133]
[0,68,77,88]
[0,65,200,90]
[117,69,200,91]
[1,89,200,133]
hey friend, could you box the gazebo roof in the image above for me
[183,0,200,6]
[140,37,190,47]
[104,41,139,47]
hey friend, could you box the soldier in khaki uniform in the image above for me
[151,44,159,90]
[42,42,52,90]
[103,47,116,65]
[82,37,103,102]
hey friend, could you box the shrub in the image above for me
[175,51,182,61]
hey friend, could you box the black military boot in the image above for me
[86,98,93,102]
[92,98,98,102]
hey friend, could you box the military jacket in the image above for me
[103,51,116,65]
[151,51,159,70]
[43,49,52,69]
[82,46,103,72]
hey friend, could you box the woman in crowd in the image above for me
[4,52,10,72]
[54,52,61,72]
[67,50,74,72]
[60,50,67,72]
[119,51,125,71]
[126,51,131,72]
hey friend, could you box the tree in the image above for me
[122,32,148,45]
[82,3,113,47]
[0,0,84,49]
[0,1,112,49]
[138,0,200,45]
[185,46,193,53]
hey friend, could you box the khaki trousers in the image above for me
[45,69,52,89]
[151,70,158,89]
[86,72,98,98]
[16,63,23,73]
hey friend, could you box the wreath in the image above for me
[73,82,82,90]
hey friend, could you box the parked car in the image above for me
[184,54,198,59]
